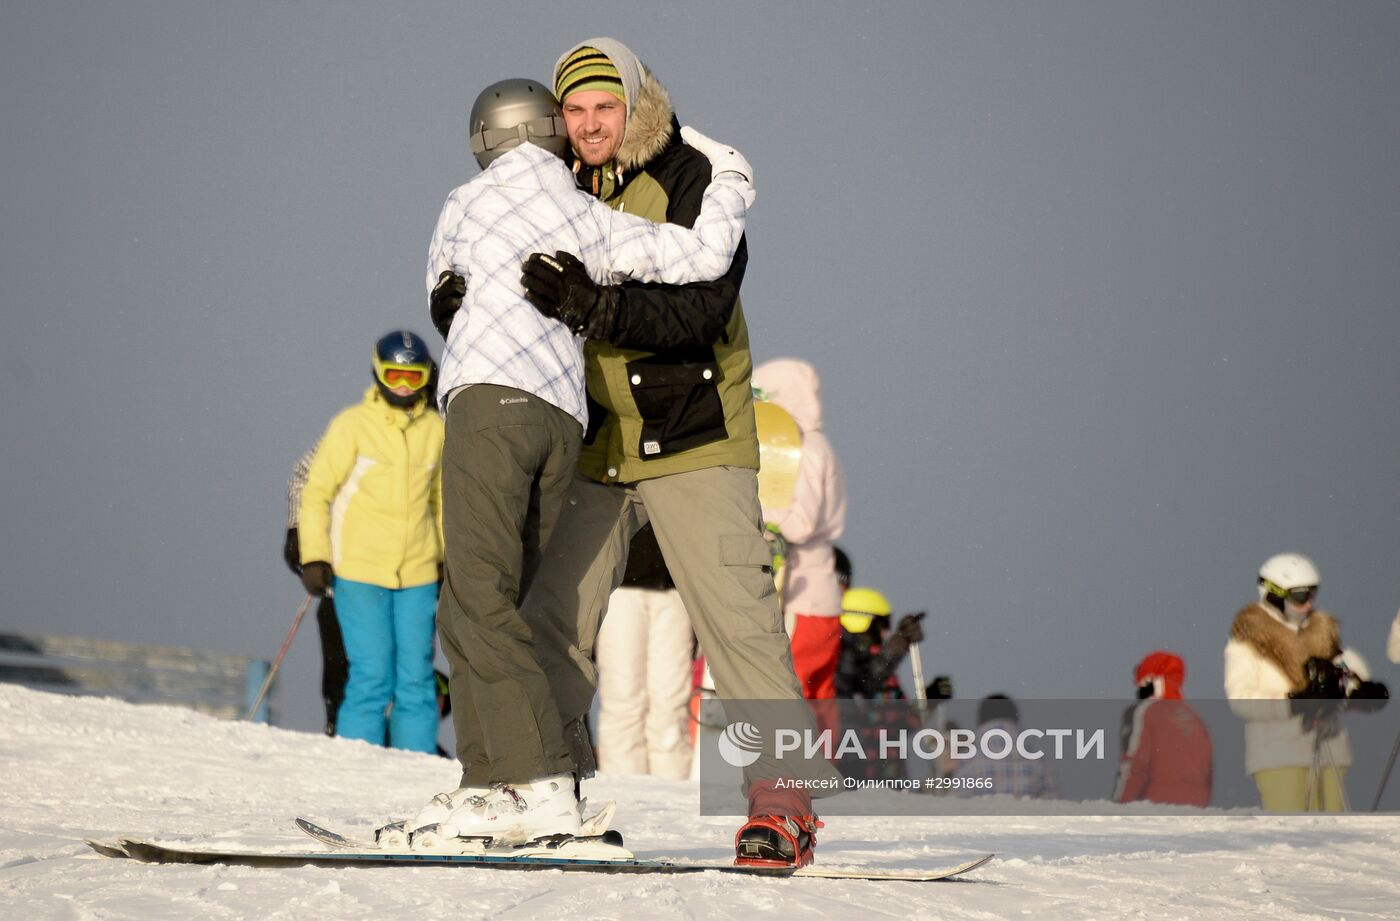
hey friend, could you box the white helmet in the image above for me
[1257,552,1320,604]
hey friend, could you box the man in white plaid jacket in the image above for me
[410,78,753,847]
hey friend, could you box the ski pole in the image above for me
[1371,728,1400,812]
[244,593,314,722]
[910,643,929,724]
[1320,729,1351,812]
[1305,719,1323,810]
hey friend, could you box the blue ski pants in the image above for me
[333,577,439,753]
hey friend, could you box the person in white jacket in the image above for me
[1388,610,1400,665]
[414,78,755,847]
[1224,553,1388,811]
[750,359,847,710]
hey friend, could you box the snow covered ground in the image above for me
[3,683,1398,921]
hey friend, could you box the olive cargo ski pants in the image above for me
[437,384,580,785]
[518,465,812,780]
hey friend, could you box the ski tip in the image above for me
[84,837,130,859]
[917,851,996,880]
[952,852,996,875]
[789,852,995,881]
[295,817,366,849]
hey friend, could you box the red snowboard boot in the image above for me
[734,779,823,867]
[734,814,822,867]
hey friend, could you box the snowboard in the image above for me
[84,821,994,881]
[754,399,802,514]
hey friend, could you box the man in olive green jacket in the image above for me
[515,38,834,866]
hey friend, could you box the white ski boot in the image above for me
[377,785,492,850]
[438,773,581,846]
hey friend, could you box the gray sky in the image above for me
[3,1,1398,734]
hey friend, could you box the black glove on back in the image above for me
[521,251,622,340]
[301,561,333,597]
[430,271,466,339]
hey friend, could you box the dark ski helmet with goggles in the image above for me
[372,330,433,408]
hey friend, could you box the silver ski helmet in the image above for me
[469,78,568,168]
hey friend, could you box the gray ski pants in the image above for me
[436,384,580,785]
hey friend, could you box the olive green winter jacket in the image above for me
[555,38,759,484]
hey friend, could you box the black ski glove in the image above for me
[895,612,927,645]
[521,251,622,340]
[883,612,926,657]
[1346,679,1389,713]
[926,674,953,701]
[1290,656,1345,723]
[430,271,466,339]
[301,561,333,597]
[283,528,302,576]
[1292,656,1345,699]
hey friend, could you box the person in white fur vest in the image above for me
[1224,553,1388,811]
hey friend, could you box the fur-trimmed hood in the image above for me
[1229,602,1342,693]
[553,37,675,173]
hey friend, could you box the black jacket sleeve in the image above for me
[835,638,864,698]
[605,140,747,352]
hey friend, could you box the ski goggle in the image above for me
[1284,586,1318,605]
[840,612,889,634]
[375,363,430,391]
[1263,580,1317,606]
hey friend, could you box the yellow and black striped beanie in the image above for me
[555,46,626,104]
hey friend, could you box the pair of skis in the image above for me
[85,817,994,881]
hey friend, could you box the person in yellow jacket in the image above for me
[299,331,444,752]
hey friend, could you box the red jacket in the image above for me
[1115,651,1213,807]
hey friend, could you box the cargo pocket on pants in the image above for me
[719,533,777,603]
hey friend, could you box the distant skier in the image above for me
[1224,553,1388,811]
[952,695,1059,799]
[1114,650,1213,807]
[834,587,929,781]
[834,587,926,700]
[298,331,444,753]
[751,359,847,707]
